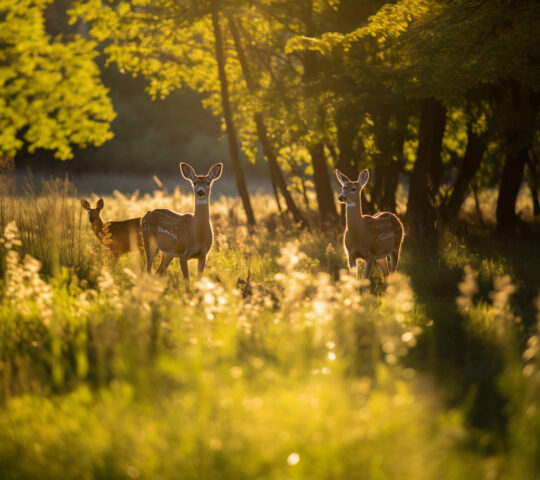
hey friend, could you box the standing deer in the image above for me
[81,198,144,257]
[336,169,404,293]
[141,162,223,289]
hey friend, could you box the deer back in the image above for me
[102,218,144,254]
[363,212,404,255]
[142,209,199,254]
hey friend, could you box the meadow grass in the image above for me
[0,174,539,479]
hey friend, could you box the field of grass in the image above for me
[0,173,539,480]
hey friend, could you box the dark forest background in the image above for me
[5,0,540,236]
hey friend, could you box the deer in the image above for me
[336,168,404,294]
[141,162,223,290]
[81,198,144,258]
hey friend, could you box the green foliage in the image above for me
[69,1,396,185]
[0,0,115,159]
[5,0,537,229]
[288,0,540,100]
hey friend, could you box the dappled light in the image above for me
[1,0,540,478]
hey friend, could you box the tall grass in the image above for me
[0,175,539,479]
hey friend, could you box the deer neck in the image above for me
[345,193,366,235]
[194,197,211,238]
[91,217,105,239]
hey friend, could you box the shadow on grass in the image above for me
[400,231,540,447]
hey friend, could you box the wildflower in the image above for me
[456,265,478,311]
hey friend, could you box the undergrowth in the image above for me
[0,175,539,479]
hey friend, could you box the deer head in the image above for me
[336,169,369,204]
[81,198,104,224]
[180,162,223,203]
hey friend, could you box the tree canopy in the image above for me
[3,0,540,231]
[0,0,115,160]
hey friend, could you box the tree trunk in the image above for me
[406,97,447,242]
[496,82,539,232]
[527,157,540,217]
[227,13,306,226]
[381,114,408,212]
[371,112,392,210]
[441,125,486,222]
[267,158,283,214]
[210,3,256,227]
[369,112,408,212]
[496,150,527,231]
[302,1,337,220]
[380,164,402,212]
[335,109,360,223]
[472,179,485,225]
[308,142,337,219]
[335,110,358,180]
[530,183,540,217]
[255,113,306,224]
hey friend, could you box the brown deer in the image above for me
[141,162,223,289]
[81,198,144,257]
[336,169,404,293]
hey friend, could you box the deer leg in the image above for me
[180,256,191,291]
[128,229,139,253]
[377,258,390,277]
[348,254,357,276]
[389,250,399,272]
[156,253,173,274]
[362,258,374,295]
[143,233,158,273]
[198,255,207,279]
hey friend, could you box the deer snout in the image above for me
[196,188,206,197]
[338,194,345,203]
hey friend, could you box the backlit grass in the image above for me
[0,175,539,479]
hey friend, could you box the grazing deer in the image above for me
[336,169,404,293]
[141,162,223,289]
[81,198,144,257]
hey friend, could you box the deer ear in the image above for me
[208,163,223,181]
[180,162,196,181]
[96,198,104,210]
[336,169,351,186]
[358,169,369,187]
[81,199,91,210]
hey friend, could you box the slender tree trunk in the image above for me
[335,111,358,180]
[308,141,337,219]
[210,2,255,226]
[497,149,528,231]
[371,112,391,210]
[496,82,539,232]
[268,160,283,214]
[442,125,486,222]
[227,13,306,226]
[406,97,447,241]
[380,164,402,212]
[472,179,485,225]
[335,112,359,224]
[381,114,408,212]
[530,183,540,217]
[255,113,306,223]
[527,157,540,217]
[299,175,311,212]
[302,1,337,220]
[370,112,408,212]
